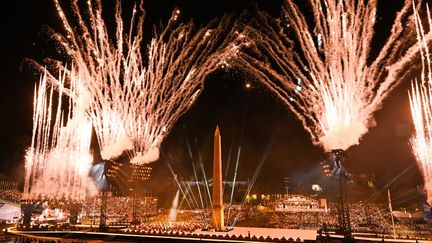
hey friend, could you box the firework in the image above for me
[409,3,432,206]
[237,0,424,151]
[30,0,244,165]
[24,70,96,200]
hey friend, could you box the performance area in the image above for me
[2,181,432,242]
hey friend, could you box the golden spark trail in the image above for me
[237,0,425,151]
[24,71,96,200]
[31,0,244,165]
[409,3,432,206]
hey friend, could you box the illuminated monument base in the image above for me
[212,205,225,231]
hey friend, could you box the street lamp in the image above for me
[283,177,290,196]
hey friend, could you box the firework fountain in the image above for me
[27,0,245,166]
[409,4,432,206]
[24,70,96,200]
[237,0,423,152]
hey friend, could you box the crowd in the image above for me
[348,202,393,233]
[0,190,21,203]
[267,210,337,230]
[117,201,430,240]
[80,195,158,225]
[392,220,432,239]
[2,189,430,240]
[80,199,432,239]
[225,204,256,226]
[266,202,394,233]
[124,210,210,234]
[131,221,206,234]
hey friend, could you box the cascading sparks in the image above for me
[409,3,432,206]
[30,0,245,165]
[24,70,97,200]
[237,0,425,151]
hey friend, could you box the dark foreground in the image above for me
[2,227,431,243]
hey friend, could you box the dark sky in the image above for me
[0,0,424,207]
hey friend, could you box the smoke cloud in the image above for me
[319,121,368,151]
[100,134,133,160]
[130,146,160,165]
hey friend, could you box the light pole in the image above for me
[130,188,139,225]
[283,176,290,197]
[328,149,352,239]
[92,197,96,228]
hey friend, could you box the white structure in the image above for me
[275,195,326,212]
[0,202,20,223]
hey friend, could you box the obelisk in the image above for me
[212,126,225,231]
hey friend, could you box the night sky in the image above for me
[0,0,424,206]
